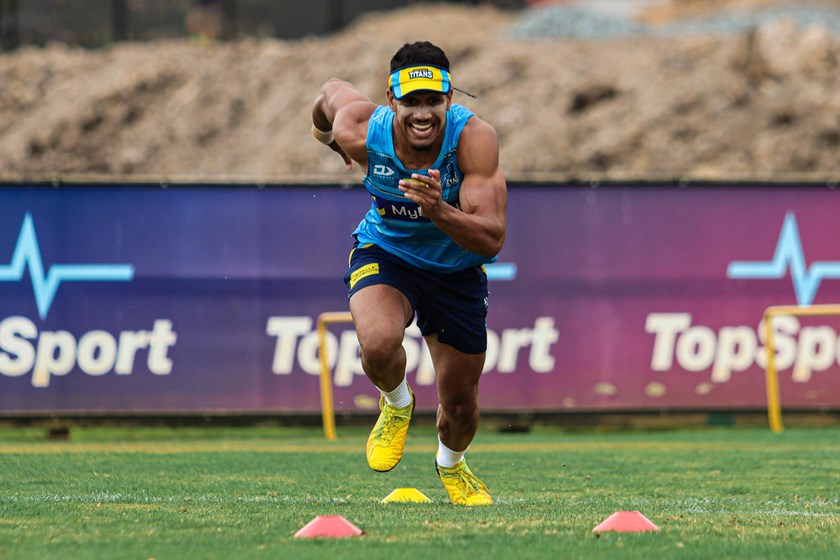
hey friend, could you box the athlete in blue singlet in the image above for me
[312,41,507,506]
[357,102,494,272]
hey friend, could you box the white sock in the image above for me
[382,377,412,408]
[436,436,466,468]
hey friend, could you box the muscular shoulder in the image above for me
[457,116,500,174]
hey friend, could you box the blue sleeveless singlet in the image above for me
[352,104,496,272]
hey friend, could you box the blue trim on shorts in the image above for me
[344,242,489,354]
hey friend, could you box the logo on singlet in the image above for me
[373,164,395,176]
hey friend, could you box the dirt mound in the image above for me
[1,2,839,183]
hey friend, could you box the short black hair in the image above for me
[389,41,450,73]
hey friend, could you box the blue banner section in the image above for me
[0,185,366,413]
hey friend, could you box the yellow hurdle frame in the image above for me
[762,304,840,433]
[316,311,354,441]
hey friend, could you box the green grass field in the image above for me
[1,424,838,559]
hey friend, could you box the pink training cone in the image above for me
[293,515,364,538]
[592,511,659,533]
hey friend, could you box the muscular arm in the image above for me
[398,117,507,258]
[311,78,377,168]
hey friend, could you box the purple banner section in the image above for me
[1,183,839,414]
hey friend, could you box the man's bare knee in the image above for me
[360,337,402,369]
[438,400,477,424]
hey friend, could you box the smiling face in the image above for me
[387,89,452,152]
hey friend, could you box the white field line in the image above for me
[1,494,837,516]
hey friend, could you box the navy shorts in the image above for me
[343,243,489,354]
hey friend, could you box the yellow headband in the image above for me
[388,65,452,99]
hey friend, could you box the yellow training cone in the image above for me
[382,488,432,503]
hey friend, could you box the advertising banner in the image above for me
[1,183,839,414]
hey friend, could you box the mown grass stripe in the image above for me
[3,439,837,455]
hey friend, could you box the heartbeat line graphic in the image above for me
[0,213,135,319]
[727,212,840,306]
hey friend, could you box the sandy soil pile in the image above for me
[1,2,839,183]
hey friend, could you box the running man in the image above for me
[311,41,507,505]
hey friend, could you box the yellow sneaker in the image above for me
[436,459,493,506]
[365,392,414,472]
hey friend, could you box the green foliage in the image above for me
[1,426,838,559]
